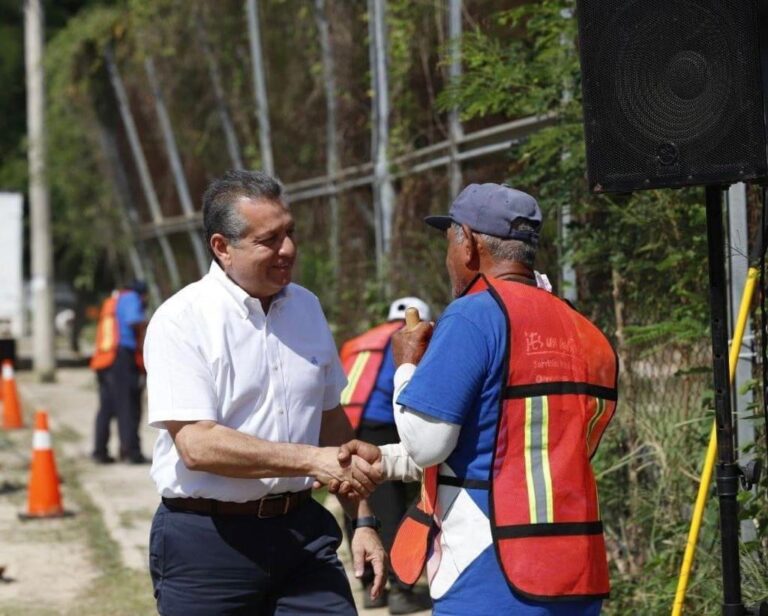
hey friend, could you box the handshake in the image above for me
[313,439,384,500]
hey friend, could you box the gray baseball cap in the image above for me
[425,183,542,242]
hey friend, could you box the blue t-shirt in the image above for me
[116,290,145,350]
[397,290,601,616]
[362,341,397,424]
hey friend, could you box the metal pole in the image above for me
[726,182,756,542]
[195,14,244,169]
[104,45,181,292]
[24,0,55,381]
[94,97,162,308]
[314,0,341,282]
[245,0,274,175]
[447,0,463,198]
[705,186,744,616]
[367,0,383,274]
[369,0,395,277]
[144,56,208,277]
[558,7,577,302]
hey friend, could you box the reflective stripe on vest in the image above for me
[339,321,403,430]
[389,274,618,600]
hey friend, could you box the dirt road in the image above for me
[0,367,429,615]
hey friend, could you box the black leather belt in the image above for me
[162,489,312,518]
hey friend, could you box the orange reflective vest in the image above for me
[89,291,144,372]
[339,321,404,430]
[391,275,618,601]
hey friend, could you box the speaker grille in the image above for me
[577,0,768,192]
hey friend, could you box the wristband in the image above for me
[352,515,381,531]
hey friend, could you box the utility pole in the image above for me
[24,0,55,381]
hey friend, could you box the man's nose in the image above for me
[279,235,296,257]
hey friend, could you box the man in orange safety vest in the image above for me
[90,280,149,464]
[340,183,618,615]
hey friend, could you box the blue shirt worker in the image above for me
[344,183,619,615]
[339,296,433,614]
[90,280,148,464]
[143,170,386,616]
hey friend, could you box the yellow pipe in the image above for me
[671,266,759,616]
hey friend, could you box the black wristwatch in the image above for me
[352,516,381,532]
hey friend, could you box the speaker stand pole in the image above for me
[705,185,745,616]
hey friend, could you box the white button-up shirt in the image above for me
[145,262,347,501]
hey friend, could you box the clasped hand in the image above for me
[313,440,383,499]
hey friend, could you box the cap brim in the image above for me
[424,215,453,230]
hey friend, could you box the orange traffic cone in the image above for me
[19,410,71,520]
[2,360,23,429]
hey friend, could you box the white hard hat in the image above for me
[388,297,431,322]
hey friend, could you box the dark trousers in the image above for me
[346,420,414,589]
[93,347,142,459]
[150,499,356,616]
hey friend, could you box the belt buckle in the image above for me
[257,493,289,518]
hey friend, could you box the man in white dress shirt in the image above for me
[145,170,385,615]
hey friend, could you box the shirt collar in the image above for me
[208,261,290,319]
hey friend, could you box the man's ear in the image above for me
[461,223,479,268]
[210,233,232,267]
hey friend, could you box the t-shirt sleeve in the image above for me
[396,312,490,425]
[119,291,145,326]
[145,310,218,428]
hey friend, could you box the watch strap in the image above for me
[353,515,381,531]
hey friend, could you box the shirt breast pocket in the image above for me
[287,349,329,407]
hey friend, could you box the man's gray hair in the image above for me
[202,170,285,258]
[452,221,537,267]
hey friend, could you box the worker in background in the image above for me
[90,280,149,464]
[339,297,433,614]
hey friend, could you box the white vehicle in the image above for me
[0,193,24,341]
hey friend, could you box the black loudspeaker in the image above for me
[576,0,768,193]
